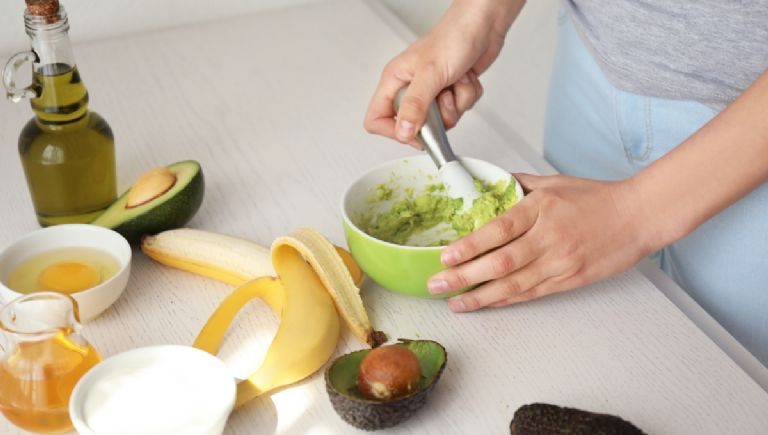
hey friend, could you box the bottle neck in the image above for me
[25,6,90,124]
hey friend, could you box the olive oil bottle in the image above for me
[3,0,116,226]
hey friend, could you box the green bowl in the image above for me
[341,156,523,298]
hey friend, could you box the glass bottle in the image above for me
[0,292,101,433]
[3,0,117,226]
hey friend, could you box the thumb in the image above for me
[395,70,445,143]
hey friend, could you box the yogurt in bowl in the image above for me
[341,156,523,298]
[69,345,236,435]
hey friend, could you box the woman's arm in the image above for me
[430,68,768,312]
[632,69,768,249]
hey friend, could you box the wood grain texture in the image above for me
[1,1,767,434]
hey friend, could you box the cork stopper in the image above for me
[25,0,59,17]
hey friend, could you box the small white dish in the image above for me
[0,224,131,322]
[70,345,236,435]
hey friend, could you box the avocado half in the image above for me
[325,339,447,431]
[91,160,204,243]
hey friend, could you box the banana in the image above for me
[141,227,387,406]
[141,228,365,287]
[193,255,339,407]
[188,228,374,406]
[141,228,274,286]
[279,228,386,347]
[141,228,380,345]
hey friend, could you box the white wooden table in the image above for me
[1,1,767,434]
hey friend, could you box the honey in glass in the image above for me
[0,292,101,433]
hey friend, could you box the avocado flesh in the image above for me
[325,339,447,431]
[91,160,204,243]
[510,403,646,435]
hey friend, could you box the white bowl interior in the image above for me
[0,224,132,321]
[343,156,524,246]
[70,345,236,435]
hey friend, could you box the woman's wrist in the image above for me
[613,176,670,257]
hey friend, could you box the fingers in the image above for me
[485,271,586,308]
[364,64,413,146]
[437,71,484,130]
[389,68,484,141]
[485,277,559,308]
[440,197,538,267]
[428,234,539,294]
[446,257,550,312]
[453,70,483,115]
[437,90,458,129]
[395,66,445,142]
[364,55,485,144]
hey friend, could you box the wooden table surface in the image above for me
[1,1,767,434]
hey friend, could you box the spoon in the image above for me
[394,88,481,211]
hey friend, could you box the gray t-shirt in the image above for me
[566,0,768,111]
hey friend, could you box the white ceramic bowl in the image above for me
[0,224,131,322]
[70,345,236,435]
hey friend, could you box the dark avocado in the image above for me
[510,403,646,435]
[91,160,204,243]
[325,339,447,431]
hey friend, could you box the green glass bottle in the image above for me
[3,0,116,226]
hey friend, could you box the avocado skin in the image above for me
[325,340,447,431]
[94,162,204,243]
[325,365,442,431]
[113,168,203,243]
[510,403,645,435]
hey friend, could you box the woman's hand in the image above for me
[364,0,524,147]
[428,173,655,312]
[428,67,768,313]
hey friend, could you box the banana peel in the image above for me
[275,228,386,348]
[141,227,386,407]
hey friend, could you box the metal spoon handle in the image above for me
[394,88,457,168]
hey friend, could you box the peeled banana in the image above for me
[141,228,365,287]
[141,228,274,286]
[140,227,385,406]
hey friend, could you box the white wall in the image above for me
[1,0,558,152]
[381,0,452,35]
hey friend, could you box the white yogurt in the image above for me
[70,345,236,435]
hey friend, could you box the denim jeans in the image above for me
[543,12,768,366]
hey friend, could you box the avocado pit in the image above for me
[126,168,177,208]
[358,345,421,401]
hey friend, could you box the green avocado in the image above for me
[325,339,447,431]
[91,160,204,243]
[359,178,518,247]
[510,403,646,435]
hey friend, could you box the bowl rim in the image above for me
[0,224,132,301]
[340,155,524,251]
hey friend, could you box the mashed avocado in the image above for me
[359,178,518,246]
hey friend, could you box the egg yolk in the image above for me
[38,261,101,294]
